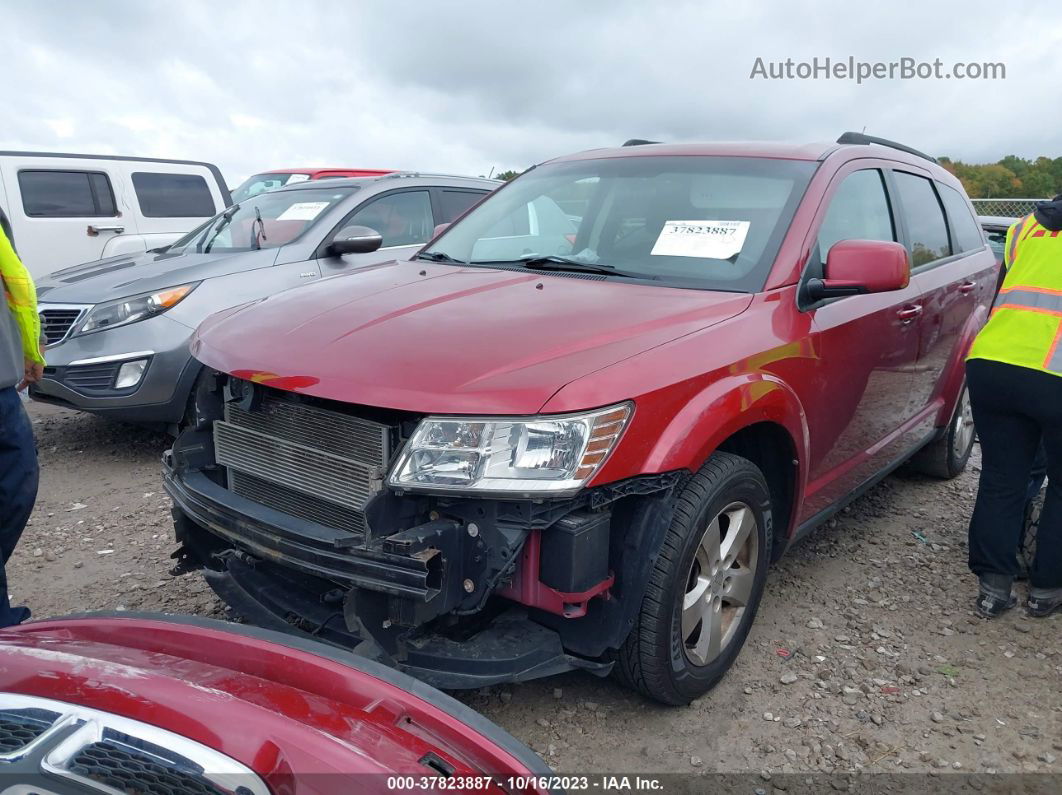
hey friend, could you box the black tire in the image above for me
[615,452,773,705]
[1018,488,1043,579]
[909,386,975,479]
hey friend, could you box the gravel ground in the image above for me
[11,402,1061,778]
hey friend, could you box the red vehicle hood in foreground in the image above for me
[0,614,553,794]
[191,260,753,414]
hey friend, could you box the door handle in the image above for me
[896,304,924,323]
[87,225,125,235]
[959,281,977,294]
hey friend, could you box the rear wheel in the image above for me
[615,452,772,705]
[909,386,975,479]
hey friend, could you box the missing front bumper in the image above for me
[200,554,610,690]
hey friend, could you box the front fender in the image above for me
[587,373,809,517]
[646,372,808,472]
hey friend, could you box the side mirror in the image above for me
[432,222,450,239]
[328,225,383,256]
[807,239,910,301]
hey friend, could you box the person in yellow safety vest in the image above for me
[0,221,45,627]
[965,194,1062,618]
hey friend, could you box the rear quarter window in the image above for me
[132,172,216,217]
[438,190,487,222]
[937,184,986,253]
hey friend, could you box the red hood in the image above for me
[0,614,550,793]
[192,260,752,414]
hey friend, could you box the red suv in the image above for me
[165,133,994,705]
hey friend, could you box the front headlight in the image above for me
[75,282,199,336]
[387,403,632,494]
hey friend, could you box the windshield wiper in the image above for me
[200,203,240,253]
[512,255,634,278]
[416,250,466,263]
[250,206,267,250]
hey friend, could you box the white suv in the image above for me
[0,150,231,278]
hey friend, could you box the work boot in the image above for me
[975,574,1016,618]
[1027,586,1062,618]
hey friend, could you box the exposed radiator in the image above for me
[213,394,391,537]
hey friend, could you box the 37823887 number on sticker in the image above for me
[650,219,750,260]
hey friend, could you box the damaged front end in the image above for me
[164,372,681,689]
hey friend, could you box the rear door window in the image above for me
[937,184,986,253]
[438,190,486,222]
[347,190,434,247]
[893,172,952,266]
[18,170,117,217]
[132,172,216,217]
[817,169,895,258]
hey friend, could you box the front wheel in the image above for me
[615,452,772,705]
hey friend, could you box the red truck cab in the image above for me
[166,134,995,704]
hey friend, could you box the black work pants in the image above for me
[0,387,37,625]
[966,358,1062,588]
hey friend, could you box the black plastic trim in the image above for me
[791,428,935,544]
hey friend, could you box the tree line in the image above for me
[935,156,1061,199]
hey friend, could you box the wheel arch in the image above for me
[639,373,808,547]
[715,421,799,561]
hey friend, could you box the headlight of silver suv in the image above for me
[75,282,199,337]
[387,403,632,494]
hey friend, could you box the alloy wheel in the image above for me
[681,501,759,666]
[952,389,975,460]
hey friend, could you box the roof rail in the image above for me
[836,132,937,164]
[378,171,499,182]
[622,139,660,147]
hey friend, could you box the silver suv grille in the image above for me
[214,394,392,536]
[37,303,91,346]
[0,693,269,794]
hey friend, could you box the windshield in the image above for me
[427,156,816,291]
[230,172,312,203]
[169,188,352,254]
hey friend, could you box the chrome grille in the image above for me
[215,394,391,536]
[0,693,268,794]
[0,709,56,755]
[69,738,228,795]
[37,303,91,346]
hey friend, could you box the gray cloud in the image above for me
[3,0,1060,186]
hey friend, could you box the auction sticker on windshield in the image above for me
[277,201,331,221]
[651,219,750,260]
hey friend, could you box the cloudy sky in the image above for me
[4,0,1060,186]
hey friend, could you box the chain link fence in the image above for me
[970,199,1047,219]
